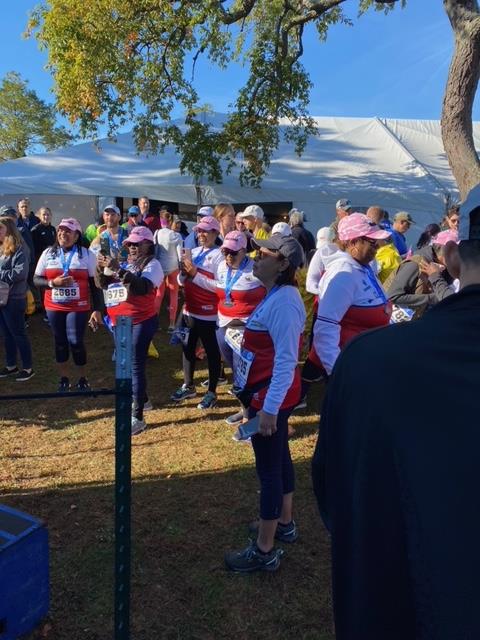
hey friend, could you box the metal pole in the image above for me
[114,316,133,640]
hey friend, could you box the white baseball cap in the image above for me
[271,221,292,237]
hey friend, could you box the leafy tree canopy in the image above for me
[29,0,402,185]
[0,71,74,161]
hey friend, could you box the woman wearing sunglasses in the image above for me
[223,235,306,573]
[183,230,265,424]
[305,213,392,381]
[96,226,163,435]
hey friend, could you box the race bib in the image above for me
[390,304,415,324]
[225,327,245,355]
[51,285,80,303]
[104,283,128,307]
[234,347,255,390]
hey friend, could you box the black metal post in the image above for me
[114,316,132,640]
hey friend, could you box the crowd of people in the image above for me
[0,193,467,589]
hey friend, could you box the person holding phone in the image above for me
[95,226,163,435]
[171,215,223,410]
[224,235,306,573]
[34,218,103,391]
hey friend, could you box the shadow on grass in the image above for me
[6,461,334,640]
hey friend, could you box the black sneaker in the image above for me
[75,377,91,391]
[225,540,283,573]
[248,519,298,543]
[0,366,19,378]
[58,377,71,392]
[15,369,35,382]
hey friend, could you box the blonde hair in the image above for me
[214,203,235,220]
[0,218,23,257]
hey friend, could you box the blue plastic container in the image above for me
[0,504,49,640]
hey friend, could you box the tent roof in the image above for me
[0,115,469,217]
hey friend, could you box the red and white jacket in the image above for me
[310,251,391,374]
[192,257,265,327]
[35,246,96,312]
[243,285,306,414]
[180,246,223,320]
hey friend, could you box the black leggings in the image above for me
[250,406,295,520]
[182,315,221,393]
[46,310,89,366]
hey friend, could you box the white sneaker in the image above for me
[131,416,147,436]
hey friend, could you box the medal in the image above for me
[223,300,235,307]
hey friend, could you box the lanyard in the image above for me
[224,257,248,303]
[363,264,387,304]
[106,228,125,254]
[246,285,280,329]
[193,247,215,267]
[60,246,77,276]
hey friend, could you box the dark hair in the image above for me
[51,231,83,258]
[416,223,441,249]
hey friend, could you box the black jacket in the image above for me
[312,286,480,640]
[31,223,56,262]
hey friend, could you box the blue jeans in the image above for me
[0,297,33,369]
[115,314,158,420]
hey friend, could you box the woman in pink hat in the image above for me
[171,215,223,410]
[34,218,104,391]
[96,225,164,435]
[305,213,392,380]
[183,229,265,424]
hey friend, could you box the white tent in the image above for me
[0,115,468,232]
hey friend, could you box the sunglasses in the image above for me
[125,241,140,247]
[222,248,239,257]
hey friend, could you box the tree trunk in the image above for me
[441,0,480,200]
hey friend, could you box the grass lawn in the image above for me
[0,313,333,640]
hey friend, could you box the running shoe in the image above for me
[75,377,91,391]
[15,369,35,382]
[131,399,153,414]
[248,519,298,544]
[167,325,176,334]
[197,391,217,410]
[201,377,227,388]
[293,396,307,411]
[225,540,283,573]
[225,410,244,426]
[170,384,196,403]
[0,366,18,378]
[131,416,147,436]
[58,377,71,392]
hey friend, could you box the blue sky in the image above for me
[2,0,478,131]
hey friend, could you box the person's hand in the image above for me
[182,259,197,278]
[258,409,277,437]
[420,259,444,277]
[88,310,103,332]
[52,275,74,287]
[97,254,119,271]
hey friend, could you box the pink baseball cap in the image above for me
[123,226,154,244]
[338,212,391,242]
[222,230,247,252]
[432,229,459,245]
[58,218,82,234]
[193,215,220,233]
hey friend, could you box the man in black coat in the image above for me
[312,184,480,640]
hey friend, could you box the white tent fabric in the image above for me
[0,115,468,230]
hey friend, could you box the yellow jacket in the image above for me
[376,243,402,284]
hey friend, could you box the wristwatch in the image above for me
[48,280,54,288]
